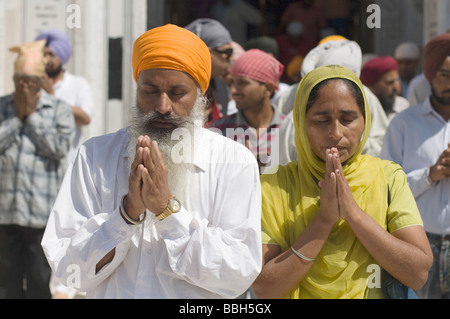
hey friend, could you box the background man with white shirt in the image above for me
[41,24,262,299]
[381,33,450,299]
[35,29,94,299]
[36,30,94,162]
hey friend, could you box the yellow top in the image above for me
[260,65,423,299]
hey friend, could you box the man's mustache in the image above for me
[141,111,187,128]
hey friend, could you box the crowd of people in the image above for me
[0,1,449,300]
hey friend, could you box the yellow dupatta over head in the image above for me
[261,65,390,298]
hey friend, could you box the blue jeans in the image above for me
[415,233,450,299]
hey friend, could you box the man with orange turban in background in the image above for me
[41,24,262,299]
[381,32,450,299]
[0,40,75,298]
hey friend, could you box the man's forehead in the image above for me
[381,70,399,80]
[439,56,450,70]
[231,75,255,82]
[14,73,41,80]
[138,68,200,89]
[215,43,233,50]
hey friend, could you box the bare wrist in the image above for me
[426,167,438,185]
[316,209,339,228]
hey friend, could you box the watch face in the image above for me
[169,198,181,212]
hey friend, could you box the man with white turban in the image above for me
[394,42,420,98]
[41,24,262,299]
[275,37,389,157]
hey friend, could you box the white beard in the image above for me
[127,91,207,201]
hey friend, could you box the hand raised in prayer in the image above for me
[125,135,149,221]
[139,137,173,215]
[125,135,173,221]
[429,143,450,182]
[317,148,340,225]
[13,75,41,120]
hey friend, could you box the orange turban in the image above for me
[132,24,211,94]
[287,55,304,80]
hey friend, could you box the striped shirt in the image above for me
[0,91,75,228]
[210,106,296,173]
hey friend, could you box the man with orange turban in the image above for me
[42,24,262,299]
[381,32,450,299]
[0,40,75,298]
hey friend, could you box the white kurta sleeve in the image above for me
[155,157,262,298]
[41,140,135,292]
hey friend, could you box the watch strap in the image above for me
[157,207,173,221]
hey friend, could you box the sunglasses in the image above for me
[213,47,234,59]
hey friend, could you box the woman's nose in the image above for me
[329,120,343,141]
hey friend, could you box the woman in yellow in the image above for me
[252,65,433,299]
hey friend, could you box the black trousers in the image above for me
[0,224,51,299]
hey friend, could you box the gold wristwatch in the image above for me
[157,196,181,221]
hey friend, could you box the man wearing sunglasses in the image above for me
[185,18,234,124]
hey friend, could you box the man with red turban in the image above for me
[381,32,450,299]
[210,49,297,173]
[42,24,262,299]
[361,56,410,122]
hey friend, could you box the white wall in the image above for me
[372,0,423,56]
[0,0,147,142]
[423,0,450,45]
[1,0,25,96]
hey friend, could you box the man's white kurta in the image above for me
[42,127,262,298]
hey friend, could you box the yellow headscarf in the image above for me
[261,65,390,299]
[132,24,211,94]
